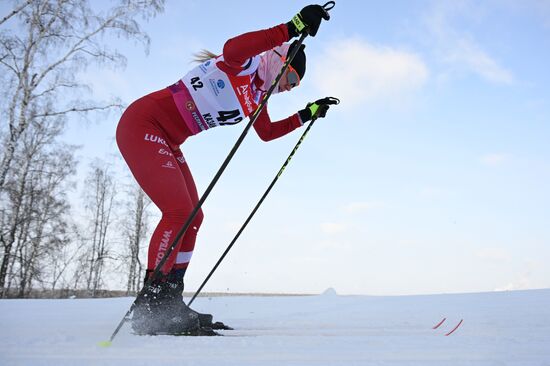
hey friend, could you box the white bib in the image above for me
[169,56,261,135]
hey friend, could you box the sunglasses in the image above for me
[273,50,301,88]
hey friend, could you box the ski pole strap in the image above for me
[323,1,336,11]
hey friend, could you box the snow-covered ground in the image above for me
[1,288,549,366]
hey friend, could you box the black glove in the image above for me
[287,4,331,38]
[298,97,340,122]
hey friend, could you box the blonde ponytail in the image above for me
[193,49,218,63]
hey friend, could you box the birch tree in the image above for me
[123,184,150,294]
[82,160,117,297]
[0,0,164,297]
[0,0,165,191]
[0,115,76,297]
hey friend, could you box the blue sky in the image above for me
[45,0,550,295]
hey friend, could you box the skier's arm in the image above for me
[220,3,331,74]
[255,97,340,141]
[253,104,303,142]
[220,24,290,75]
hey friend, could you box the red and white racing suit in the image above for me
[116,24,303,274]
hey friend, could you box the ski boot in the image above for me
[131,276,214,336]
[167,269,233,330]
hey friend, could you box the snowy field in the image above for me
[1,288,549,366]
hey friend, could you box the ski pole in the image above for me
[188,97,340,307]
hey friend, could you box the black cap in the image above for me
[288,40,306,80]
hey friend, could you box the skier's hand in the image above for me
[298,97,340,122]
[287,4,331,38]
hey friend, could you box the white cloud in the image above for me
[312,38,429,108]
[480,153,510,166]
[424,1,514,84]
[320,222,347,234]
[445,39,514,84]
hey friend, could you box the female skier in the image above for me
[116,4,336,335]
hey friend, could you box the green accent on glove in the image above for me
[308,102,320,118]
[292,14,306,33]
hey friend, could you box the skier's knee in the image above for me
[162,208,203,230]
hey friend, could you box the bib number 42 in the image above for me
[190,77,203,91]
[217,109,242,125]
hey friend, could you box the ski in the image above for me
[133,327,221,337]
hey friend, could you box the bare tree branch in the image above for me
[0,0,165,191]
[33,12,121,89]
[0,0,33,26]
[33,103,124,118]
[30,80,81,99]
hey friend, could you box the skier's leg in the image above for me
[166,149,232,330]
[171,149,203,275]
[116,98,206,334]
